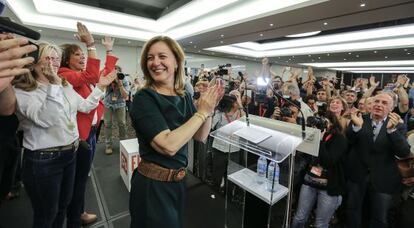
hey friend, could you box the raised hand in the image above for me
[369,75,379,87]
[102,36,115,51]
[75,22,94,46]
[42,61,61,85]
[97,70,117,90]
[386,112,402,130]
[350,109,363,127]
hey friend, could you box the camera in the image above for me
[316,101,327,117]
[280,106,292,118]
[117,72,125,80]
[306,116,327,131]
[217,94,237,113]
[218,63,231,76]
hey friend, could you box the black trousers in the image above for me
[346,180,395,228]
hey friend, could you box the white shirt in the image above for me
[212,111,241,153]
[14,83,104,150]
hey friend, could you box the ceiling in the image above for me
[4,0,414,73]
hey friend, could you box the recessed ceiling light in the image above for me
[348,52,352,55]
[286,31,321,38]
[198,50,201,53]
[318,57,321,59]
[292,56,295,58]
[385,56,388,59]
[360,3,366,7]
[327,53,330,56]
[38,29,42,32]
[308,54,312,57]
[194,45,197,48]
[404,49,408,51]
[408,53,411,55]
[323,22,328,26]
[288,58,291,61]
[344,58,347,61]
[374,50,377,53]
[269,23,274,27]
[220,41,224,44]
[278,57,281,59]
[311,59,315,62]
[259,33,263,37]
[189,41,193,44]
[356,55,359,57]
[127,41,131,44]
[220,34,224,37]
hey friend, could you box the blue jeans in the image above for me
[67,126,97,228]
[292,184,342,228]
[22,148,77,228]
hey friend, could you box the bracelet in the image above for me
[194,112,207,122]
[86,42,95,47]
[87,46,96,51]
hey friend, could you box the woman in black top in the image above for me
[129,36,224,228]
[292,111,348,228]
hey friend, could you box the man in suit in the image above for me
[345,93,410,228]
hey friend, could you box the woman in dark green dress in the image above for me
[129,36,224,228]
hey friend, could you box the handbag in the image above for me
[396,154,414,186]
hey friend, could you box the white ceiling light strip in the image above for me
[233,24,414,51]
[31,0,239,32]
[207,37,414,57]
[348,71,414,73]
[7,0,326,41]
[300,60,414,68]
[330,67,414,71]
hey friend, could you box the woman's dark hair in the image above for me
[60,44,81,68]
[217,94,237,113]
[325,111,343,135]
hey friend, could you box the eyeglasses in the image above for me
[45,56,61,62]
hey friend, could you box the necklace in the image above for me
[62,90,75,131]
[38,84,75,130]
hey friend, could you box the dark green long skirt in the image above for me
[129,170,186,228]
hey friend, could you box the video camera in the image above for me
[306,116,327,132]
[218,63,231,76]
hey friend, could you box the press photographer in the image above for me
[103,65,129,154]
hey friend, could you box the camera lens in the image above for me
[117,72,125,80]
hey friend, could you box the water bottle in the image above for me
[266,161,280,192]
[256,156,267,184]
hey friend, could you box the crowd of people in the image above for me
[0,20,414,228]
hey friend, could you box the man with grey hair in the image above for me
[281,82,313,122]
[346,93,410,228]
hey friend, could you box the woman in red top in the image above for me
[58,22,118,227]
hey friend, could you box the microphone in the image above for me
[267,81,306,139]
[242,77,250,126]
[0,17,41,40]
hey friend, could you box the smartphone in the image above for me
[24,41,39,69]
[246,89,252,98]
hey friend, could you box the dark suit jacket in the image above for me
[346,115,410,194]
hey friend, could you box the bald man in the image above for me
[345,93,410,228]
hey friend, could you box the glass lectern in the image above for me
[210,115,320,228]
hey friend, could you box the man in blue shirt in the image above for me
[103,65,130,154]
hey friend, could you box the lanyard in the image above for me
[224,110,240,123]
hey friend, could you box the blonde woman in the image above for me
[12,43,116,228]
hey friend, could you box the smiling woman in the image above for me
[129,35,224,228]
